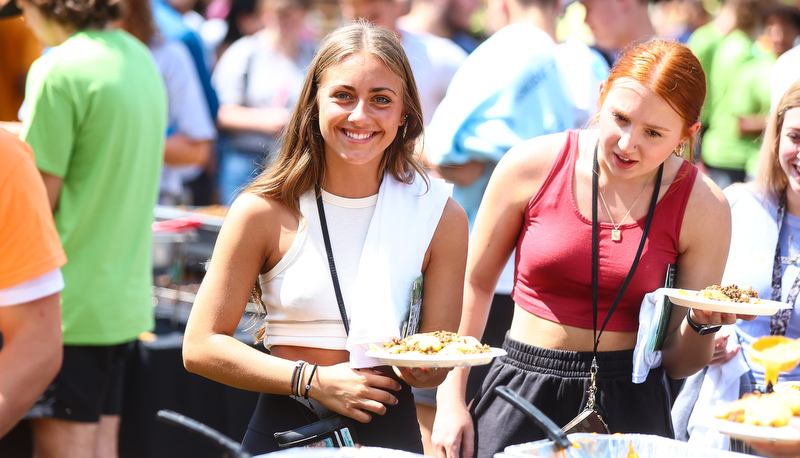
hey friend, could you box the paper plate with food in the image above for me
[365,331,506,368]
[663,285,791,315]
[774,381,800,394]
[708,390,800,443]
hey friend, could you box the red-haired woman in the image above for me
[431,40,755,458]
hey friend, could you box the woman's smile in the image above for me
[317,50,405,169]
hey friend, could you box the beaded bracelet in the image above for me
[290,360,307,396]
[303,363,319,400]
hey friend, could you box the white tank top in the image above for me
[258,189,376,350]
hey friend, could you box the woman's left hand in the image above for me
[393,366,453,389]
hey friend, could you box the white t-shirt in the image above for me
[771,44,800,109]
[400,28,467,126]
[0,269,64,307]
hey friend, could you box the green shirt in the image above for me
[22,29,167,345]
[701,30,761,171]
[687,23,725,128]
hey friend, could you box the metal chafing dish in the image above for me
[153,205,226,271]
[494,386,749,458]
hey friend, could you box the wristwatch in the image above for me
[685,309,722,335]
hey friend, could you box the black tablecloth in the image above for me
[0,314,263,458]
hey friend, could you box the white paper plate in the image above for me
[364,347,506,368]
[663,288,791,315]
[708,417,800,443]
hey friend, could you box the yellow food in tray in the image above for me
[379,331,490,355]
[714,391,800,427]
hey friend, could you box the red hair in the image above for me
[598,40,706,161]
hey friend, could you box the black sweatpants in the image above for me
[471,335,674,458]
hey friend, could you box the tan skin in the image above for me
[183,52,468,424]
[432,79,754,458]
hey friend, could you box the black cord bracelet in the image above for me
[303,362,319,400]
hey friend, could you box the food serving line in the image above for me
[1,205,789,455]
[144,207,798,458]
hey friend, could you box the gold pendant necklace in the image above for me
[597,180,650,242]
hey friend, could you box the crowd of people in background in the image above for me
[3,0,800,456]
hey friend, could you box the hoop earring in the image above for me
[673,142,685,157]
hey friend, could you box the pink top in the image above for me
[512,130,696,332]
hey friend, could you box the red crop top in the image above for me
[511,130,697,332]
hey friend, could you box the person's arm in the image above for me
[394,197,468,388]
[216,103,290,136]
[182,193,401,422]
[432,133,564,458]
[164,134,211,166]
[660,169,745,379]
[737,114,767,138]
[436,161,487,187]
[39,172,63,212]
[0,293,62,437]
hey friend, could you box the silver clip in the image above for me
[587,356,598,410]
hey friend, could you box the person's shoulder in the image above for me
[225,190,299,235]
[498,131,569,175]
[556,38,610,77]
[400,27,467,61]
[685,162,730,215]
[494,23,555,47]
[722,182,767,208]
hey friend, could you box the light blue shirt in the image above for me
[426,24,573,228]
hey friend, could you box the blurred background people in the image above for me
[15,0,167,454]
[212,0,316,205]
[772,2,800,109]
[690,0,800,188]
[215,0,264,59]
[340,0,467,126]
[398,0,484,53]
[699,0,772,189]
[152,0,220,205]
[116,0,218,205]
[422,0,608,450]
[0,123,65,438]
[674,78,800,451]
[579,0,657,65]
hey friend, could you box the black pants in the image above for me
[241,373,423,455]
[471,335,674,458]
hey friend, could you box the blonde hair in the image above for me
[243,19,427,217]
[754,79,800,198]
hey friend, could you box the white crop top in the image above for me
[259,189,377,350]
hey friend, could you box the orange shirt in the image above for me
[0,128,66,289]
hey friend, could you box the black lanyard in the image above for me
[316,190,350,336]
[590,142,663,355]
[770,192,800,336]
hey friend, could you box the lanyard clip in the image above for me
[587,357,598,410]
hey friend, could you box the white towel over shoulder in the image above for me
[347,174,452,368]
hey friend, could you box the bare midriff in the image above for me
[508,304,638,352]
[270,346,350,366]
